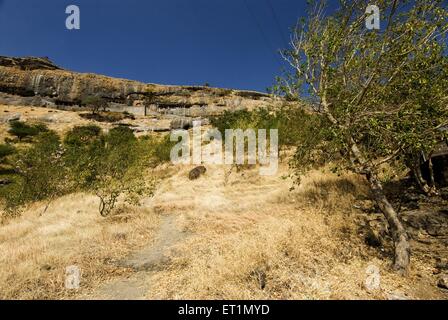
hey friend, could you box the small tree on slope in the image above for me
[275,0,448,274]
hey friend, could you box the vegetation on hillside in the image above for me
[8,121,49,142]
[0,1,447,300]
[271,0,448,273]
[210,106,330,156]
[0,122,175,218]
[82,96,109,115]
[211,0,448,275]
[0,144,15,164]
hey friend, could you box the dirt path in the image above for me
[77,163,448,300]
[88,167,272,300]
[87,214,188,300]
[85,164,283,300]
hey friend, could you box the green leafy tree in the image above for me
[1,125,158,216]
[63,125,104,189]
[8,121,48,142]
[276,0,448,273]
[94,126,154,216]
[82,96,109,115]
[7,131,67,210]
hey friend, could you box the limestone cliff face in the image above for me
[0,56,278,116]
[0,56,61,71]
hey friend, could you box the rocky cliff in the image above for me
[0,56,279,117]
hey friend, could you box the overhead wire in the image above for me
[265,0,289,48]
[242,0,283,68]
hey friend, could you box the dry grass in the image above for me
[145,165,446,300]
[0,105,174,142]
[0,105,93,140]
[0,193,160,300]
[0,151,446,299]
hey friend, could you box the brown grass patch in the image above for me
[145,166,446,300]
[0,193,160,299]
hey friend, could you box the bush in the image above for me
[99,127,137,180]
[63,125,153,216]
[64,125,104,189]
[94,127,153,216]
[102,127,138,178]
[210,107,317,147]
[8,121,48,142]
[79,111,129,123]
[1,124,159,217]
[64,125,102,146]
[209,107,332,176]
[0,144,15,164]
[122,111,136,120]
[150,135,178,165]
[210,110,254,134]
[107,126,136,147]
[33,123,50,134]
[1,131,67,212]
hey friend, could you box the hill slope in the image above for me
[1,162,446,300]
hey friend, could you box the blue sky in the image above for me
[0,0,337,92]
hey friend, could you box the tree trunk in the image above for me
[351,142,410,274]
[321,102,411,273]
[427,157,439,195]
[413,164,432,195]
[365,170,411,274]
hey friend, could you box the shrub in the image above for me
[63,125,154,216]
[210,110,253,134]
[106,126,136,147]
[99,128,137,180]
[2,131,67,212]
[8,121,48,142]
[210,107,319,148]
[1,124,158,217]
[0,144,15,164]
[64,125,102,146]
[33,123,50,134]
[122,111,136,120]
[80,111,131,123]
[94,128,153,216]
[64,125,104,189]
[150,134,178,165]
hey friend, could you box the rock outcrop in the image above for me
[421,142,448,187]
[0,56,61,71]
[0,56,280,117]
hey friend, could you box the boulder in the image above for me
[437,275,448,290]
[189,166,207,180]
[170,117,193,130]
[0,112,21,123]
